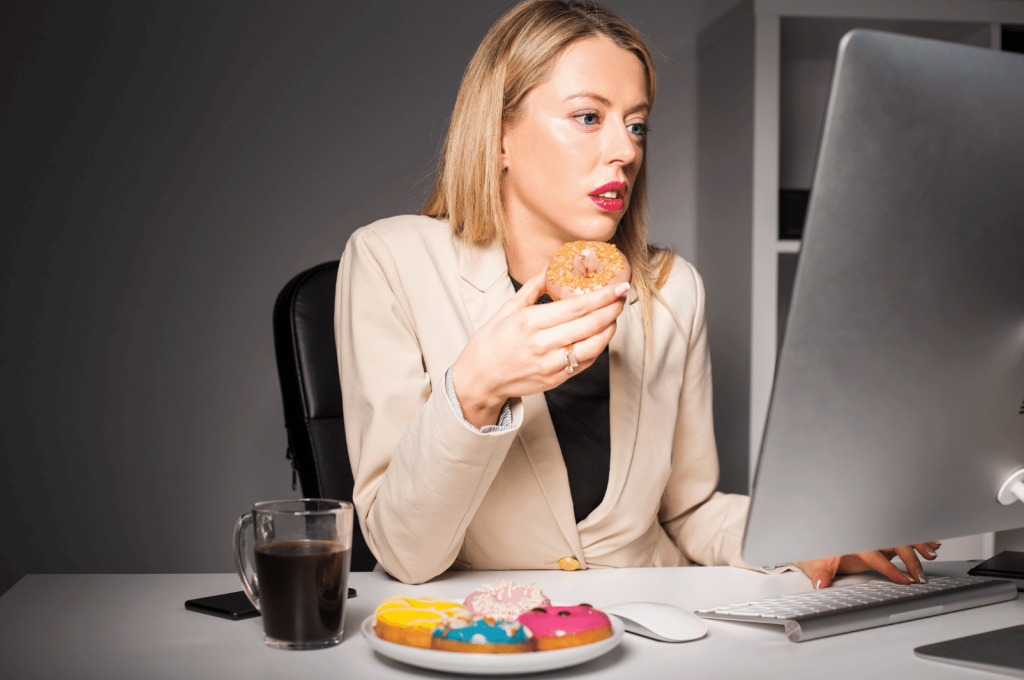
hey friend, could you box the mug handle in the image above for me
[233,513,261,611]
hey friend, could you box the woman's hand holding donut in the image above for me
[451,270,629,430]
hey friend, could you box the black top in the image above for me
[510,278,611,524]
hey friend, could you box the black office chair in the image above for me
[272,260,376,572]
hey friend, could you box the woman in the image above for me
[335,0,938,586]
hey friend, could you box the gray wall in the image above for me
[0,0,738,589]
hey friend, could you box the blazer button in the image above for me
[558,556,580,571]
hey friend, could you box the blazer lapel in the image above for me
[457,236,513,327]
[455,237,586,564]
[517,393,587,565]
[582,290,644,527]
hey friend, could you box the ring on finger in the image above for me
[564,344,578,373]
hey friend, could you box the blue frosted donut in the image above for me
[430,617,533,653]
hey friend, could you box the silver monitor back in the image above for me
[742,30,1024,566]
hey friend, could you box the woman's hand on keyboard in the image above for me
[794,542,941,589]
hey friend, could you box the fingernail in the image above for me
[814,579,822,590]
[921,546,936,559]
[915,568,927,584]
[902,572,915,584]
[614,282,630,297]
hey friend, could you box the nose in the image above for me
[603,118,639,168]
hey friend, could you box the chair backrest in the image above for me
[272,261,376,571]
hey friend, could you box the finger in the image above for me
[858,550,913,585]
[491,271,549,324]
[543,322,617,391]
[795,557,840,590]
[498,271,548,317]
[529,282,630,329]
[914,542,938,561]
[894,546,926,583]
[540,298,624,351]
[565,321,617,372]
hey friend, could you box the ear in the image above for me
[500,125,512,171]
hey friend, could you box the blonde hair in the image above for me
[422,0,673,344]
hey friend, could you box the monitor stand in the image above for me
[915,625,1024,677]
[916,470,1024,677]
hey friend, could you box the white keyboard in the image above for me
[695,576,1017,641]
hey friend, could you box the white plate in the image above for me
[361,615,625,676]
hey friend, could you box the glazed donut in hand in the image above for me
[545,241,630,300]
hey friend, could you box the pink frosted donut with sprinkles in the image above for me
[463,580,551,620]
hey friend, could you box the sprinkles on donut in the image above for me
[517,604,613,651]
[545,241,631,300]
[463,580,551,620]
[431,617,533,654]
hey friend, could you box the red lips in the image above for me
[589,181,627,212]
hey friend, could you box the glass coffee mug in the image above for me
[234,499,353,649]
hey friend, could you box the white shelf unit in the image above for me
[696,0,1024,518]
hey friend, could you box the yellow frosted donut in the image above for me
[373,596,471,648]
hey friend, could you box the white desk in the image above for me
[0,563,1020,679]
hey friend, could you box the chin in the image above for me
[563,215,621,244]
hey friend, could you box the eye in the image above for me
[574,112,600,126]
[627,122,647,137]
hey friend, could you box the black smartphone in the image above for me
[185,591,260,620]
[967,550,1024,590]
[185,588,358,620]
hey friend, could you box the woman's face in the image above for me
[501,35,648,250]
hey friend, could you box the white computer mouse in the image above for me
[603,602,708,642]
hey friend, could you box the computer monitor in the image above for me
[742,30,1024,567]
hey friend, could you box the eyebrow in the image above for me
[563,91,649,115]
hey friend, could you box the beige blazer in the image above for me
[336,215,756,585]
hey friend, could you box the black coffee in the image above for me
[254,540,350,644]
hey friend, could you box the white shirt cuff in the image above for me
[444,365,514,433]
